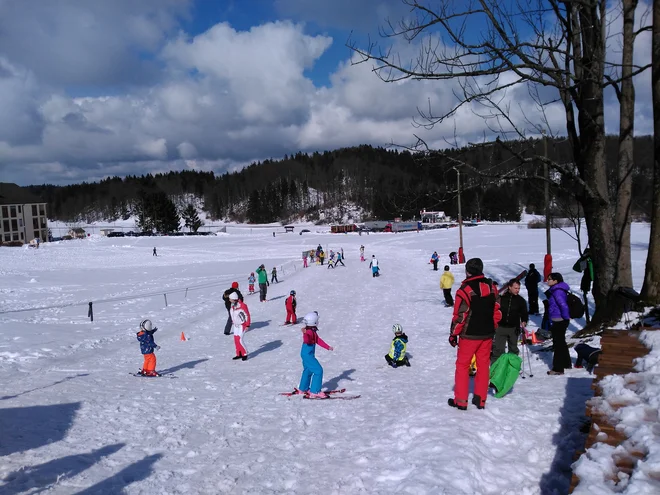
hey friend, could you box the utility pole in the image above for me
[544,133,551,255]
[453,167,464,261]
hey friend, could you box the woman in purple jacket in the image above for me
[545,273,572,375]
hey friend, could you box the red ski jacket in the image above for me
[450,275,501,339]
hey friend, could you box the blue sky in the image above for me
[0,0,652,186]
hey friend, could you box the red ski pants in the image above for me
[453,338,493,407]
[142,353,156,372]
[286,310,297,324]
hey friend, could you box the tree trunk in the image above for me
[614,0,637,290]
[641,0,660,304]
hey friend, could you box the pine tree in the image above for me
[182,203,203,232]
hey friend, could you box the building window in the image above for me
[33,218,38,229]
[11,219,18,231]
[2,220,8,232]
[1,206,7,218]
[39,205,45,216]
[10,206,16,217]
[40,217,46,228]
[18,205,21,214]
[32,205,37,216]
[12,232,18,241]
[20,232,23,240]
[18,219,23,227]
[4,233,10,242]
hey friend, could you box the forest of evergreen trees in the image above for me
[26,136,654,229]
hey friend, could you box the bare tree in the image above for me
[642,0,660,303]
[348,0,652,326]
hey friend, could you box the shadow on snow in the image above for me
[158,358,209,375]
[74,453,163,494]
[323,369,356,391]
[249,340,283,359]
[0,374,89,401]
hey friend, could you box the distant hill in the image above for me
[26,137,654,227]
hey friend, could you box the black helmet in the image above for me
[290,290,296,296]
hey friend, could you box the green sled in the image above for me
[489,353,523,398]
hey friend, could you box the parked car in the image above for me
[299,229,310,235]
[107,231,125,238]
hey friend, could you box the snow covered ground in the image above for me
[0,223,652,494]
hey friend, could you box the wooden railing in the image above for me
[569,328,657,491]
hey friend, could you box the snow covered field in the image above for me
[0,224,652,494]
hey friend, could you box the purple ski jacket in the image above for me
[547,281,571,320]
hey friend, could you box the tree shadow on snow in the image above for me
[248,320,271,331]
[2,443,124,493]
[0,402,81,457]
[158,358,209,375]
[74,453,163,494]
[538,377,592,494]
[249,340,283,359]
[0,374,89,401]
[323,369,356,391]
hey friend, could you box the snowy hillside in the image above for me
[0,224,653,494]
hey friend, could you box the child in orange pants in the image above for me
[136,319,160,376]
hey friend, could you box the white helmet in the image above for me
[228,292,239,301]
[392,323,404,334]
[303,311,319,326]
[140,319,152,332]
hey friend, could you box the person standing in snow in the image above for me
[153,247,157,257]
[430,251,439,271]
[256,265,268,302]
[222,282,243,335]
[334,250,345,267]
[248,273,256,295]
[292,311,334,399]
[369,255,379,277]
[440,265,455,307]
[319,250,325,265]
[284,290,297,324]
[360,245,365,262]
[448,258,501,410]
[525,263,542,315]
[302,252,308,268]
[229,292,251,360]
[545,273,572,375]
[136,319,160,376]
[385,324,410,368]
[271,266,279,284]
[491,280,528,362]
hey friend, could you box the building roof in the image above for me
[0,183,44,205]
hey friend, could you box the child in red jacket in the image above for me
[284,290,297,324]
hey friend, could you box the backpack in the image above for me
[563,290,585,319]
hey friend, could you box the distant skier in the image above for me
[291,311,334,399]
[369,255,380,277]
[153,247,157,257]
[440,265,455,307]
[525,263,542,315]
[360,245,365,262]
[335,250,345,267]
[228,292,251,361]
[271,266,279,284]
[385,324,410,368]
[284,290,297,324]
[248,273,256,295]
[136,319,160,376]
[430,251,439,271]
[319,250,325,265]
[449,251,458,265]
[302,252,308,268]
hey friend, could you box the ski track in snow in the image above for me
[0,225,650,494]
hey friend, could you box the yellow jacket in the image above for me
[440,271,455,289]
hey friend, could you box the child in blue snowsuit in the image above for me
[385,324,410,368]
[136,319,160,376]
[295,311,334,399]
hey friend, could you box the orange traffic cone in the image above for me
[180,331,187,341]
[531,331,539,345]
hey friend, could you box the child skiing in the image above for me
[292,311,334,399]
[369,255,380,277]
[385,324,410,368]
[285,290,297,324]
[440,265,455,307]
[229,292,251,360]
[136,319,160,376]
[248,273,256,295]
[430,251,439,271]
[271,266,279,284]
[360,245,365,262]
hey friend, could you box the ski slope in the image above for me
[0,223,652,494]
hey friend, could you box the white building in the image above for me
[0,183,49,244]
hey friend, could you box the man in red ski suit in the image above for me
[448,258,501,410]
[285,290,297,324]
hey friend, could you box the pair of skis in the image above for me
[279,388,361,400]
